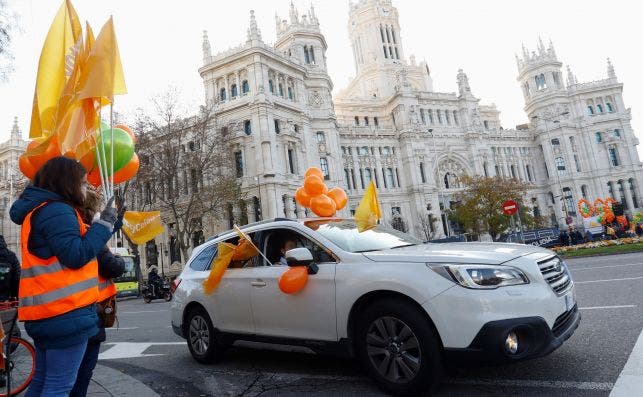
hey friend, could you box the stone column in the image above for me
[623,181,635,212]
[224,76,229,101]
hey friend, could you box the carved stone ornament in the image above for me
[308,90,323,107]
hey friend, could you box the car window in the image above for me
[263,228,336,266]
[223,232,261,269]
[189,244,217,271]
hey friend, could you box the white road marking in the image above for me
[443,378,614,391]
[610,329,643,396]
[575,276,643,284]
[98,342,185,360]
[579,305,637,310]
[571,263,643,271]
[120,310,169,314]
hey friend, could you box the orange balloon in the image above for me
[304,175,325,197]
[305,167,324,180]
[79,147,96,172]
[310,194,337,217]
[87,167,103,187]
[322,184,329,195]
[295,187,312,208]
[113,153,140,184]
[278,266,309,294]
[27,136,61,171]
[115,124,136,143]
[327,187,348,210]
[19,155,37,179]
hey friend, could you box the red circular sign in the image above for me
[502,200,518,216]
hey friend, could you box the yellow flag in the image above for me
[354,180,382,232]
[203,242,236,295]
[54,22,101,157]
[121,211,164,245]
[78,16,127,100]
[29,0,82,139]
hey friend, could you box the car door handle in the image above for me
[251,280,267,287]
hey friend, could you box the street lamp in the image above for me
[531,111,570,226]
[428,128,449,237]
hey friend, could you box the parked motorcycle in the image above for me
[141,280,172,303]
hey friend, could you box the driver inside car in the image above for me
[276,238,297,266]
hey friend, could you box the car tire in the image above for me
[354,298,443,396]
[185,307,226,364]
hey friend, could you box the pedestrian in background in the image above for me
[0,235,20,301]
[70,188,126,397]
[10,157,118,397]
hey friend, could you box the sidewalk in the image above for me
[87,364,160,397]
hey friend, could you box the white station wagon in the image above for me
[171,218,580,395]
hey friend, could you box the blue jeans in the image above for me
[69,341,101,397]
[25,342,87,397]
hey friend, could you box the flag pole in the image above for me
[109,103,115,202]
[98,107,112,201]
[94,102,109,201]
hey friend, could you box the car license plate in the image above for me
[564,292,575,311]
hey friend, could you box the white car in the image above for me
[171,218,580,395]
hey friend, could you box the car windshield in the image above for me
[115,257,137,282]
[305,219,422,253]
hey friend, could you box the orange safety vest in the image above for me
[98,276,117,301]
[18,203,99,321]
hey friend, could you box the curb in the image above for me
[89,364,160,396]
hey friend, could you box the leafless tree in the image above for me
[128,88,242,261]
[417,213,438,241]
[0,0,20,80]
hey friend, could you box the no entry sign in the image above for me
[502,200,518,216]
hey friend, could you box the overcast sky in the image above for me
[2,0,642,152]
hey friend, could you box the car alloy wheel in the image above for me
[189,315,210,356]
[366,316,421,383]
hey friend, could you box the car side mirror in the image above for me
[285,247,318,275]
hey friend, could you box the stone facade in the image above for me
[200,0,643,240]
[0,118,27,256]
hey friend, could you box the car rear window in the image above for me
[189,244,217,271]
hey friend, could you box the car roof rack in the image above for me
[205,218,297,242]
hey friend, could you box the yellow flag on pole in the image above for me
[121,211,164,245]
[354,180,382,232]
[29,0,82,139]
[77,16,127,101]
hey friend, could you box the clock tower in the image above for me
[348,0,405,75]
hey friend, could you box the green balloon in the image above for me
[95,126,135,176]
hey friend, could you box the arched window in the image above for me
[220,88,226,101]
[231,84,237,98]
[563,187,575,215]
[386,26,391,43]
[555,157,566,175]
[316,132,325,143]
[606,102,614,112]
[268,80,274,93]
[391,29,397,44]
[535,74,547,90]
[354,116,360,126]
[242,80,249,94]
[597,104,603,113]
[278,84,284,96]
[364,168,372,185]
[309,46,315,64]
[287,86,293,100]
[319,158,329,180]
[244,120,252,135]
[380,26,385,43]
[383,46,388,59]
[453,110,459,125]
[595,132,602,143]
[587,106,594,115]
[510,165,517,179]
[609,146,619,166]
[304,47,310,64]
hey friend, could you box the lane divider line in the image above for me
[571,263,643,271]
[579,305,637,310]
[575,276,643,284]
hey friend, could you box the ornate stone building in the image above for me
[0,118,27,256]
[200,0,642,240]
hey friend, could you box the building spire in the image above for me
[566,65,576,86]
[457,68,472,97]
[309,3,318,24]
[202,30,211,63]
[607,57,616,79]
[537,36,546,55]
[247,10,262,42]
[11,116,20,139]
[289,1,299,24]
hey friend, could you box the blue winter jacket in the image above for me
[10,185,113,349]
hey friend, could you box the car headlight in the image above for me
[428,264,529,289]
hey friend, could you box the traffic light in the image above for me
[613,202,624,216]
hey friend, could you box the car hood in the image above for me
[362,242,552,265]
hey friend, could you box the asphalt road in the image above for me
[98,252,643,396]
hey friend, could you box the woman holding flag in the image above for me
[10,157,118,396]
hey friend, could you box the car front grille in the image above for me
[537,256,572,295]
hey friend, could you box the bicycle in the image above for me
[1,301,35,397]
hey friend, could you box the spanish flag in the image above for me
[354,181,382,232]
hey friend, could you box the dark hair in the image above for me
[33,156,87,208]
[80,187,102,224]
